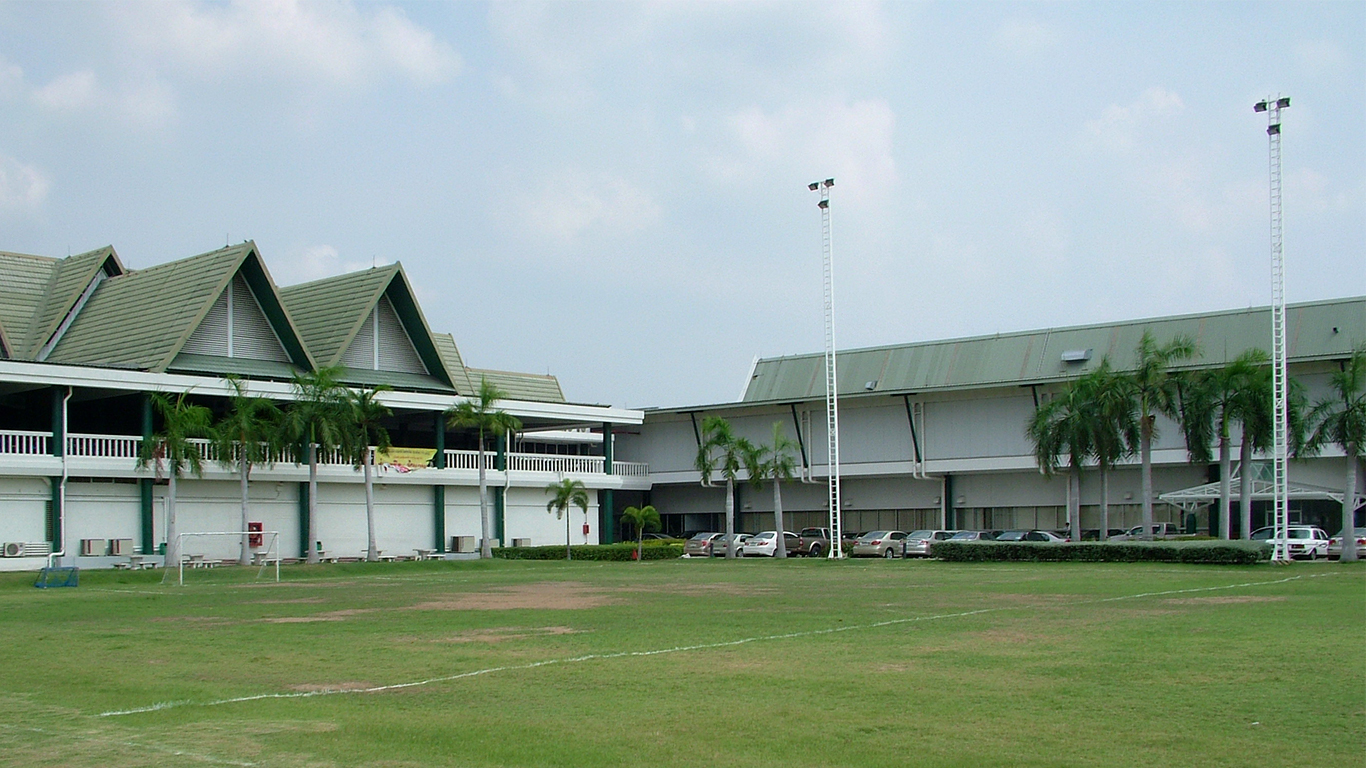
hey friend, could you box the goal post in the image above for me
[168,530,281,586]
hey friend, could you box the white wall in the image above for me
[0,476,48,545]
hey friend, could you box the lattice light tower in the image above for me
[1255,95,1291,563]
[809,178,843,556]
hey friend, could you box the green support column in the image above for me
[433,412,446,553]
[943,474,956,530]
[601,422,615,544]
[493,433,506,544]
[49,388,64,548]
[297,482,310,559]
[140,394,155,555]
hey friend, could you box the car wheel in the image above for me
[808,544,822,558]
[1307,548,1317,561]
[883,548,895,559]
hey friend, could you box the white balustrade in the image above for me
[0,430,50,455]
[66,433,142,459]
[611,461,650,477]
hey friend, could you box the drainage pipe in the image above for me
[46,386,71,569]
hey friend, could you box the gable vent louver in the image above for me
[340,295,428,375]
[179,274,290,362]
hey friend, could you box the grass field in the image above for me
[0,558,1361,767]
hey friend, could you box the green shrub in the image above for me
[929,540,1269,565]
[493,543,684,561]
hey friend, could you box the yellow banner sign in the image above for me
[376,447,437,470]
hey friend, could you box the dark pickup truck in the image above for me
[797,527,832,557]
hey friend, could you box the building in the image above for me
[0,243,647,570]
[613,297,1364,539]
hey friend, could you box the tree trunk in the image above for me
[478,435,491,559]
[566,504,572,561]
[772,479,786,559]
[1099,465,1109,541]
[636,533,643,562]
[1140,418,1155,541]
[724,477,736,559]
[1239,431,1253,540]
[1342,447,1360,563]
[307,442,320,564]
[239,460,251,565]
[365,447,377,562]
[1218,426,1232,540]
[1068,464,1081,542]
[165,469,178,568]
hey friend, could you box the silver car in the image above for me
[710,533,752,557]
[684,532,721,558]
[1329,527,1366,559]
[850,531,907,558]
[901,530,957,557]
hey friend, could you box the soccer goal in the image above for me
[167,530,281,586]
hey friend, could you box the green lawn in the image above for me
[0,558,1361,767]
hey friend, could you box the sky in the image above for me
[1,1,1362,410]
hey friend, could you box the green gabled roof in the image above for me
[468,368,566,404]
[22,246,124,358]
[743,296,1366,403]
[44,243,314,373]
[278,264,455,389]
[0,250,60,358]
[431,333,475,393]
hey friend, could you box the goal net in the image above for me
[165,530,281,586]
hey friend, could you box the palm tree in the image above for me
[1186,350,1269,539]
[446,378,522,559]
[749,422,799,558]
[620,504,661,562]
[695,417,757,559]
[1028,378,1095,543]
[210,377,282,565]
[1127,331,1196,540]
[545,478,589,560]
[345,386,393,562]
[1086,360,1139,540]
[137,393,212,568]
[283,366,349,564]
[1303,345,1366,563]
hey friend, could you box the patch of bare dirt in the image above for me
[251,597,326,605]
[408,581,620,610]
[262,608,379,623]
[426,626,584,643]
[1163,595,1287,605]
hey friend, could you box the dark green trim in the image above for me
[48,479,61,546]
[383,275,455,390]
[239,250,314,370]
[433,412,446,552]
[494,434,506,543]
[50,388,64,457]
[297,482,310,559]
[601,489,615,545]
[790,404,809,473]
[140,394,154,553]
[602,422,613,474]
[944,474,956,530]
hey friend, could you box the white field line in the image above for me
[96,572,1335,718]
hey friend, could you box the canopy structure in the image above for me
[1158,462,1362,512]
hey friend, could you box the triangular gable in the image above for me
[29,247,125,361]
[279,264,455,389]
[176,273,293,363]
[46,242,314,373]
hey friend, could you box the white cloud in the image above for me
[112,0,461,91]
[1083,87,1184,153]
[995,19,1060,54]
[0,57,24,99]
[32,70,98,111]
[0,155,51,216]
[704,99,897,205]
[514,172,661,245]
[272,244,391,285]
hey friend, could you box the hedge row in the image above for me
[493,543,684,561]
[929,540,1270,564]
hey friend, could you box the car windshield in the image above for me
[1250,528,1275,540]
[948,532,977,540]
[689,533,715,541]
[1288,529,1311,539]
[753,532,774,540]
[906,530,934,539]
[860,531,891,541]
[997,531,1027,541]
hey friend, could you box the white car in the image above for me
[1328,527,1366,560]
[1251,525,1331,560]
[742,531,799,557]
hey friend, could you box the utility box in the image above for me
[451,536,476,553]
[109,539,134,556]
[511,538,531,547]
[79,539,107,557]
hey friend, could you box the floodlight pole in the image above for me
[809,178,843,557]
[1255,95,1291,564]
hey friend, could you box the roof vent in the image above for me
[864,380,877,391]
[1061,349,1092,363]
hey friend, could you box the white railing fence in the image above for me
[0,430,50,455]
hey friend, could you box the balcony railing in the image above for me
[0,430,646,478]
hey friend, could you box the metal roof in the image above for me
[431,333,476,394]
[0,250,59,357]
[741,296,1364,404]
[467,368,566,404]
[20,246,123,358]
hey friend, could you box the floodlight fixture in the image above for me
[824,178,835,188]
[809,182,820,191]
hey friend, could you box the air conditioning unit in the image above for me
[2,542,24,557]
[451,536,476,553]
[109,538,134,556]
[80,539,108,557]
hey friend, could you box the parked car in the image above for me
[710,533,752,557]
[901,529,957,557]
[684,532,721,558]
[850,530,907,558]
[1328,527,1366,560]
[797,527,832,557]
[1109,523,1182,541]
[994,530,1067,543]
[946,530,996,542]
[742,531,800,557]
[1080,528,1128,541]
[1251,525,1331,560]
